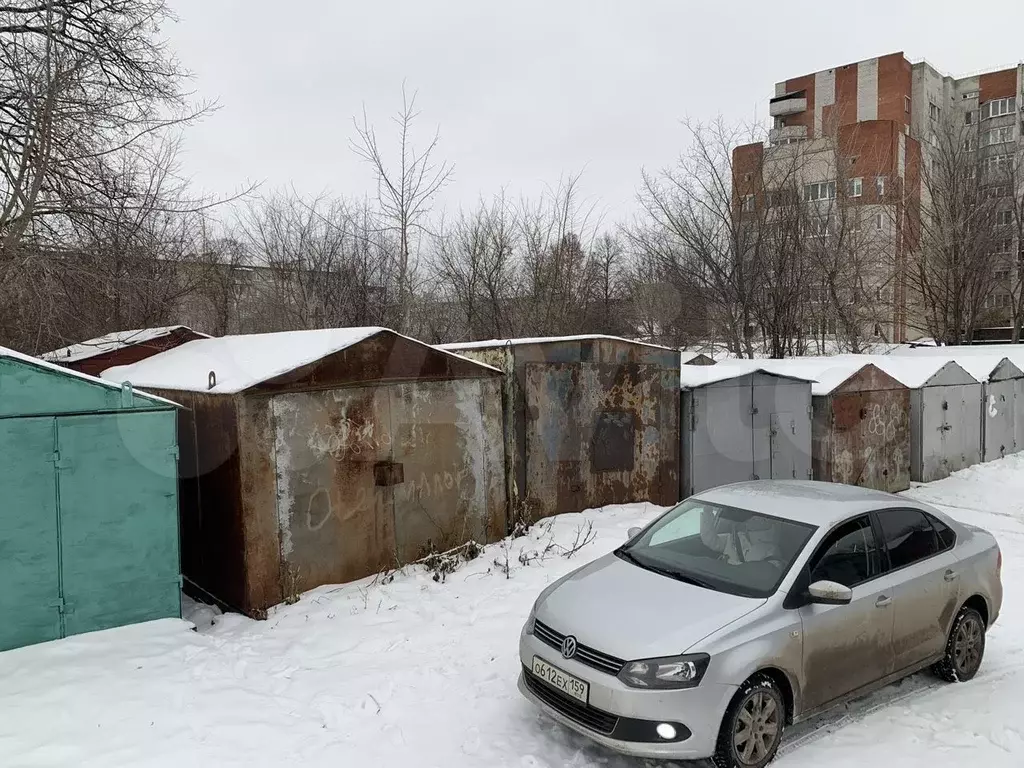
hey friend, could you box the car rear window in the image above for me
[877,508,940,570]
[927,514,956,552]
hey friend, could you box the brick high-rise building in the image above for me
[735,52,1024,343]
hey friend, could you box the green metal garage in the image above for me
[0,347,182,652]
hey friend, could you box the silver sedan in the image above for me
[518,481,1003,768]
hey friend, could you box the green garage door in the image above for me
[0,418,61,651]
[56,412,181,637]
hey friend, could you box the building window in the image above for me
[995,268,1011,281]
[807,215,835,238]
[995,237,1014,254]
[981,97,1017,120]
[982,126,1015,147]
[875,213,885,231]
[929,102,941,121]
[983,154,1012,174]
[984,183,1012,200]
[743,172,753,183]
[848,178,863,198]
[875,176,886,198]
[997,210,1014,227]
[742,194,755,213]
[962,91,979,101]
[966,110,976,126]
[804,181,837,202]
[905,96,912,113]
[963,136,978,152]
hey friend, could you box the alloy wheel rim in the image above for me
[734,690,780,764]
[954,616,982,674]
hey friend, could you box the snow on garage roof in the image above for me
[679,361,815,389]
[888,346,1024,382]
[42,326,209,364]
[0,346,181,407]
[829,354,978,388]
[103,328,500,394]
[439,334,675,352]
[713,357,882,396]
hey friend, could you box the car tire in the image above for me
[933,605,986,683]
[712,673,785,768]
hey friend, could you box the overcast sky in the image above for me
[167,0,1024,224]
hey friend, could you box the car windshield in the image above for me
[617,499,817,598]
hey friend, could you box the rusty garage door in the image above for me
[523,362,677,520]
[827,390,911,492]
[271,379,504,592]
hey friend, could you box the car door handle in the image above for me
[875,595,892,608]
[944,569,959,582]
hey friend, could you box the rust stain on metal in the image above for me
[521,348,679,520]
[270,377,505,604]
[813,364,911,493]
[159,332,506,619]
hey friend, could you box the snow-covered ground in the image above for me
[2,460,1023,767]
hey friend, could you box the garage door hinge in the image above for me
[51,450,70,469]
[168,446,180,459]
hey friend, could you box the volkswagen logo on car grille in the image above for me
[561,636,578,660]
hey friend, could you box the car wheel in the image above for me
[713,674,785,768]
[933,605,986,683]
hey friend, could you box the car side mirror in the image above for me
[807,580,853,606]
[627,526,642,541]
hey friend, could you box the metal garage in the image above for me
[105,328,506,618]
[679,364,813,498]
[867,357,982,483]
[950,356,1022,463]
[757,358,912,492]
[440,336,680,525]
[0,348,181,652]
[43,326,210,377]
[892,348,1023,464]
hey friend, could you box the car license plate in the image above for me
[532,656,589,704]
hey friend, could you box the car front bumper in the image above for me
[518,631,737,760]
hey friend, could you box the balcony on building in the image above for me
[770,90,808,117]
[770,125,809,145]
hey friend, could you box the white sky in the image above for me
[166,0,1024,224]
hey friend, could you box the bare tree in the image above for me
[988,146,1024,341]
[583,233,630,335]
[351,87,453,332]
[235,191,399,332]
[517,173,602,336]
[635,118,811,358]
[432,193,518,340]
[899,117,1002,344]
[0,1,210,255]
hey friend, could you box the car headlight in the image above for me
[617,653,710,689]
[524,604,536,635]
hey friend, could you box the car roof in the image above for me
[691,480,908,528]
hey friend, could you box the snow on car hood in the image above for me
[535,552,765,661]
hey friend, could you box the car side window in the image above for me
[807,516,880,588]
[877,509,940,570]
[927,514,956,552]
